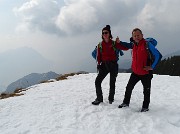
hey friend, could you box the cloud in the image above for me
[56,0,149,34]
[14,0,145,35]
[14,0,180,36]
[137,0,180,31]
[14,0,63,34]
[7,0,180,75]
[56,0,98,34]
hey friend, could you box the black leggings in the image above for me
[95,61,118,102]
[123,72,153,108]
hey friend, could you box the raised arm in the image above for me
[115,36,133,50]
[116,42,129,50]
[120,41,133,49]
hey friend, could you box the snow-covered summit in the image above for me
[0,73,180,134]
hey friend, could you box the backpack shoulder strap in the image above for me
[98,41,117,52]
[112,40,116,51]
[145,41,149,50]
[98,41,102,53]
[145,41,153,63]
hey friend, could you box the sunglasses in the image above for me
[102,32,109,35]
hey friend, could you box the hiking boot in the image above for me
[118,103,129,108]
[141,108,149,112]
[109,101,113,104]
[92,99,103,105]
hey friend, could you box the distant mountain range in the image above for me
[0,47,55,92]
[5,71,60,94]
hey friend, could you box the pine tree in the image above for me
[154,56,180,76]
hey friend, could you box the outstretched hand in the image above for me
[116,36,120,43]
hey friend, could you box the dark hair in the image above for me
[132,28,143,35]
[102,25,113,39]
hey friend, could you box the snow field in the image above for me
[0,73,180,134]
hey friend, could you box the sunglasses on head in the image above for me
[102,32,109,35]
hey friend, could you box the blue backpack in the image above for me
[92,41,124,61]
[145,38,162,66]
[145,38,157,47]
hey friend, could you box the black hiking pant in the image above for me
[95,61,118,102]
[123,72,153,108]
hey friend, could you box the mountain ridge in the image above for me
[5,71,60,94]
[0,47,54,92]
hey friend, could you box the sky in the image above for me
[0,73,180,133]
[0,0,180,74]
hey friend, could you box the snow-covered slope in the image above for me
[0,73,180,134]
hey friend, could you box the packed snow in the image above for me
[0,73,180,134]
